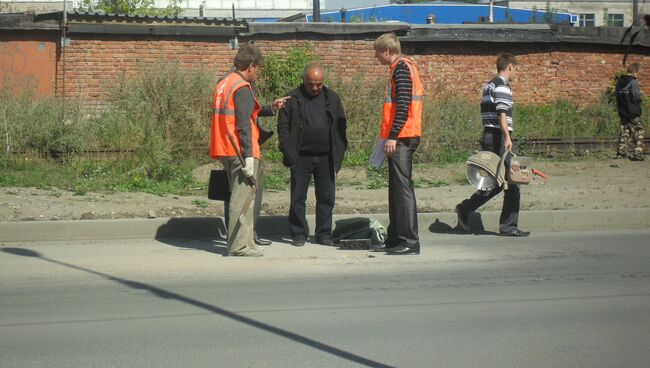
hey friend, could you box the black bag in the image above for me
[258,124,274,145]
[332,217,387,246]
[208,170,230,201]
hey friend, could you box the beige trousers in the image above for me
[220,157,259,254]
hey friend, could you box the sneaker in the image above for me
[455,205,470,232]
[613,154,627,159]
[254,236,272,246]
[629,155,645,161]
[228,247,264,257]
[292,236,306,247]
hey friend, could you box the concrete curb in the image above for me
[1,208,649,242]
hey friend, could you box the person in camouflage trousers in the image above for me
[615,63,645,161]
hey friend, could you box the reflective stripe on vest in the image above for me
[380,57,424,139]
[210,72,261,159]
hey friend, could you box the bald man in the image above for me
[278,63,348,246]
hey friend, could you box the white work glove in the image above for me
[241,157,255,178]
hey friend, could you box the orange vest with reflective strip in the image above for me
[380,57,424,139]
[210,72,260,159]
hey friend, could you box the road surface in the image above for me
[1,231,649,367]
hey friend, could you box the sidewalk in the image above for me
[2,208,649,242]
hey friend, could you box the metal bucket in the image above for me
[465,151,502,191]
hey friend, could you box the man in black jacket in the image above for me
[278,63,348,246]
[615,63,645,161]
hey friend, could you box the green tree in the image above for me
[77,0,182,17]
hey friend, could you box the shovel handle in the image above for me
[531,168,548,180]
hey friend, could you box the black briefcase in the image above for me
[208,170,231,201]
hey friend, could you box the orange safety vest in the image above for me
[380,56,424,139]
[210,72,260,159]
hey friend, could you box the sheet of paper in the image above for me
[368,137,386,170]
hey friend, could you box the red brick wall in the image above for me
[49,33,650,105]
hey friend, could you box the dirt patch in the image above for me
[1,159,648,222]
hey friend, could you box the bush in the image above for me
[0,77,98,160]
[103,62,215,179]
[257,43,321,101]
[2,46,646,194]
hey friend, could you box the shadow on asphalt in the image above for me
[0,247,395,368]
[156,238,228,256]
[428,212,499,236]
[153,216,294,254]
[155,217,229,255]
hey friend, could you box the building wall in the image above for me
[0,31,58,96]
[2,30,649,105]
[510,1,650,27]
[59,34,650,106]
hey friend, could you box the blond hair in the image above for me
[374,33,401,55]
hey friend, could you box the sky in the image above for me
[324,0,390,11]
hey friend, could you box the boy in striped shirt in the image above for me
[456,53,530,237]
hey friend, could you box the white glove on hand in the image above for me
[241,157,255,178]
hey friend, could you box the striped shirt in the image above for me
[389,61,413,139]
[480,75,514,132]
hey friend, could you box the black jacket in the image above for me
[615,74,643,122]
[277,85,348,172]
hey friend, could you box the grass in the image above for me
[0,156,201,196]
[3,52,649,196]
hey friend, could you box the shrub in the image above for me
[0,77,98,160]
[257,43,321,101]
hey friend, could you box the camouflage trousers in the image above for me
[617,117,645,159]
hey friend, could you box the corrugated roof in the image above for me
[66,11,247,27]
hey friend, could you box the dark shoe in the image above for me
[613,154,627,159]
[455,205,470,232]
[499,229,531,237]
[292,236,306,247]
[386,245,420,255]
[629,155,645,161]
[316,237,335,246]
[254,236,272,246]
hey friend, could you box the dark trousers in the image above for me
[457,128,520,233]
[289,153,335,240]
[386,138,420,247]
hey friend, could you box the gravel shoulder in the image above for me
[1,159,648,222]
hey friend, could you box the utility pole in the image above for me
[489,0,494,23]
[633,0,639,24]
[313,0,321,22]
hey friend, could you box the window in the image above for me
[607,13,624,27]
[579,13,595,27]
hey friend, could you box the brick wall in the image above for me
[43,33,650,106]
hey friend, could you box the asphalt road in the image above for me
[1,231,649,368]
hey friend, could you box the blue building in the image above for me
[305,2,576,25]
